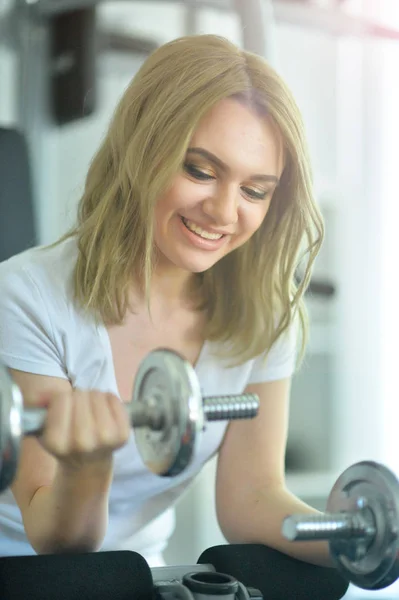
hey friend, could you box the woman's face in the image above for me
[153,97,284,275]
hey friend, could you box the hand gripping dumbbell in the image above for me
[282,461,399,590]
[0,348,259,492]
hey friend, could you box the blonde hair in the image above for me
[61,34,324,368]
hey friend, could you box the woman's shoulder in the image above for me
[0,236,78,302]
[0,237,94,380]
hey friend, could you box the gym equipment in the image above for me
[197,543,348,600]
[50,8,97,125]
[0,543,350,600]
[0,551,153,600]
[282,460,399,590]
[155,566,259,600]
[0,348,259,490]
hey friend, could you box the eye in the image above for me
[184,163,215,181]
[241,186,269,200]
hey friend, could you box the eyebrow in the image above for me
[186,147,280,184]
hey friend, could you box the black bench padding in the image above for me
[0,551,153,600]
[198,544,349,600]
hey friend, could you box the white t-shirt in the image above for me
[0,237,297,563]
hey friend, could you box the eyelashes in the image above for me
[183,162,270,201]
[241,187,268,200]
[184,163,214,181]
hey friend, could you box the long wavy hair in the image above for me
[60,34,324,368]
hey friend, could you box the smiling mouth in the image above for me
[181,217,225,240]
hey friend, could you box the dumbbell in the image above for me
[282,461,399,590]
[0,348,259,492]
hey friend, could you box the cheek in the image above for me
[158,178,207,215]
[240,201,271,236]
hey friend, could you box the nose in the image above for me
[202,183,238,227]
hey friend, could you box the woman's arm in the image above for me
[215,378,334,567]
[10,369,130,554]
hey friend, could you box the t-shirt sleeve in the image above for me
[247,317,299,384]
[0,265,68,378]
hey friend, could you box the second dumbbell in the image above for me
[282,461,399,590]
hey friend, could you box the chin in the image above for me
[176,256,220,274]
[183,262,215,274]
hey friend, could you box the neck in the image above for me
[131,266,202,315]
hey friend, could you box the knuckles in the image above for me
[41,389,131,459]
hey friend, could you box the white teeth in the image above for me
[182,218,223,240]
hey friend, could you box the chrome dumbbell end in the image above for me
[203,394,259,421]
[281,515,300,541]
[282,512,375,542]
[0,364,24,492]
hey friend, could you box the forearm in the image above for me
[218,485,334,568]
[22,460,113,554]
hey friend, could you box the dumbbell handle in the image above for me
[282,509,377,542]
[22,393,259,435]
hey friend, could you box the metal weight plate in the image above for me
[0,363,23,492]
[132,349,204,477]
[327,461,399,590]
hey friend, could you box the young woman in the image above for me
[0,34,330,568]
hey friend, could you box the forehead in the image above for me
[189,97,284,177]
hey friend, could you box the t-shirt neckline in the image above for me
[97,323,208,400]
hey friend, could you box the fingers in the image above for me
[72,390,98,454]
[39,390,131,464]
[41,391,74,457]
[89,392,131,450]
[103,394,132,448]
